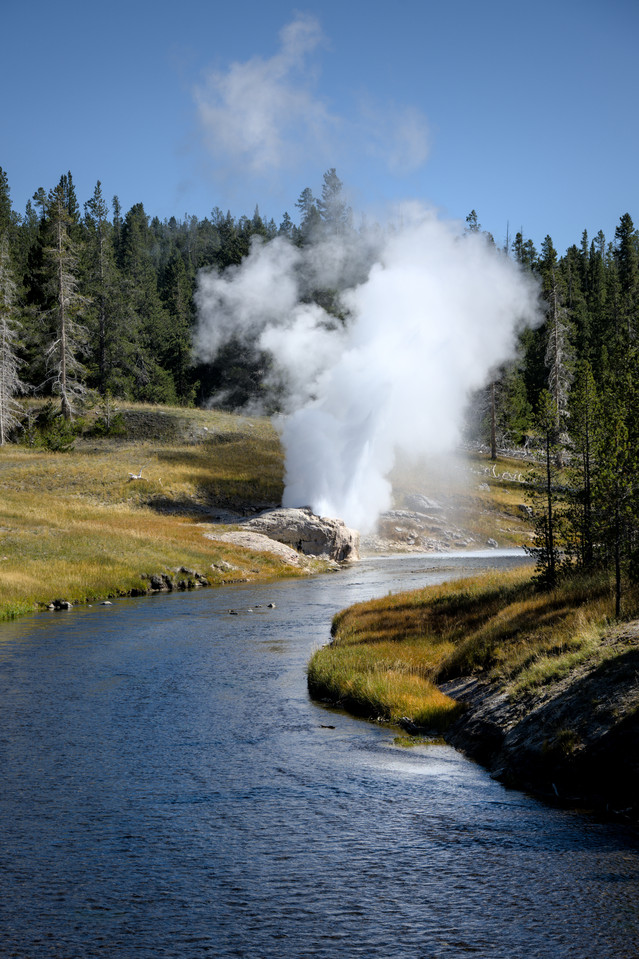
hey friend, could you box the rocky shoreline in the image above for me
[441,622,639,819]
[45,507,359,612]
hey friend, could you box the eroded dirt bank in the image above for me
[443,622,639,818]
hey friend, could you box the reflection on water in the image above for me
[0,551,638,958]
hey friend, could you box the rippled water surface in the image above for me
[1,551,638,958]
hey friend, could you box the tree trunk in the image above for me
[546,429,556,587]
[490,382,497,460]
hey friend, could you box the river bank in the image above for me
[443,621,639,817]
[308,568,639,818]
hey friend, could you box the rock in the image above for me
[207,530,310,567]
[404,494,443,512]
[399,716,422,734]
[243,507,360,562]
[49,599,73,610]
[486,538,498,548]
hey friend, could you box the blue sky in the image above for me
[2,0,637,254]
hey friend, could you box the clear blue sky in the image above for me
[2,0,637,254]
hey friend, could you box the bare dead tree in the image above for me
[0,235,25,444]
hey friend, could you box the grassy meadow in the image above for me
[308,568,631,730]
[0,403,296,620]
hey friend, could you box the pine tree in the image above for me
[593,379,636,617]
[295,187,320,244]
[0,235,25,444]
[512,232,537,271]
[83,181,123,395]
[278,211,294,239]
[211,208,246,268]
[111,195,122,262]
[540,235,573,460]
[317,169,351,234]
[614,213,639,345]
[118,202,175,402]
[0,168,13,238]
[526,390,564,588]
[565,360,599,570]
[465,209,480,233]
[42,179,89,419]
[159,250,195,402]
[496,363,533,447]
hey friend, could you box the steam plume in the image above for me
[194,15,335,177]
[195,204,540,532]
[193,15,430,182]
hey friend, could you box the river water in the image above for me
[0,550,638,958]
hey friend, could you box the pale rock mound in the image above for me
[243,507,360,562]
[205,530,309,567]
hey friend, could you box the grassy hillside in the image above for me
[0,403,295,620]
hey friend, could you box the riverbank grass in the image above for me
[308,569,627,729]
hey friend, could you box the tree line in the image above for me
[0,167,361,424]
[464,210,639,611]
[0,165,638,604]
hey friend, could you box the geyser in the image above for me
[195,204,540,532]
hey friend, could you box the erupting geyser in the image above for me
[195,204,540,532]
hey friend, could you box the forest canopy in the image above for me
[1,166,635,431]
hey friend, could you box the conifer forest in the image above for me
[1,165,638,604]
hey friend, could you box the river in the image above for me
[0,550,637,958]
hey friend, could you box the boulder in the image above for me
[243,507,360,562]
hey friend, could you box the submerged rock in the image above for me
[48,599,73,611]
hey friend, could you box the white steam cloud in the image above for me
[193,15,430,179]
[194,205,540,532]
[194,15,335,176]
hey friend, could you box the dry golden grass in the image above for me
[0,404,295,619]
[308,567,628,729]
